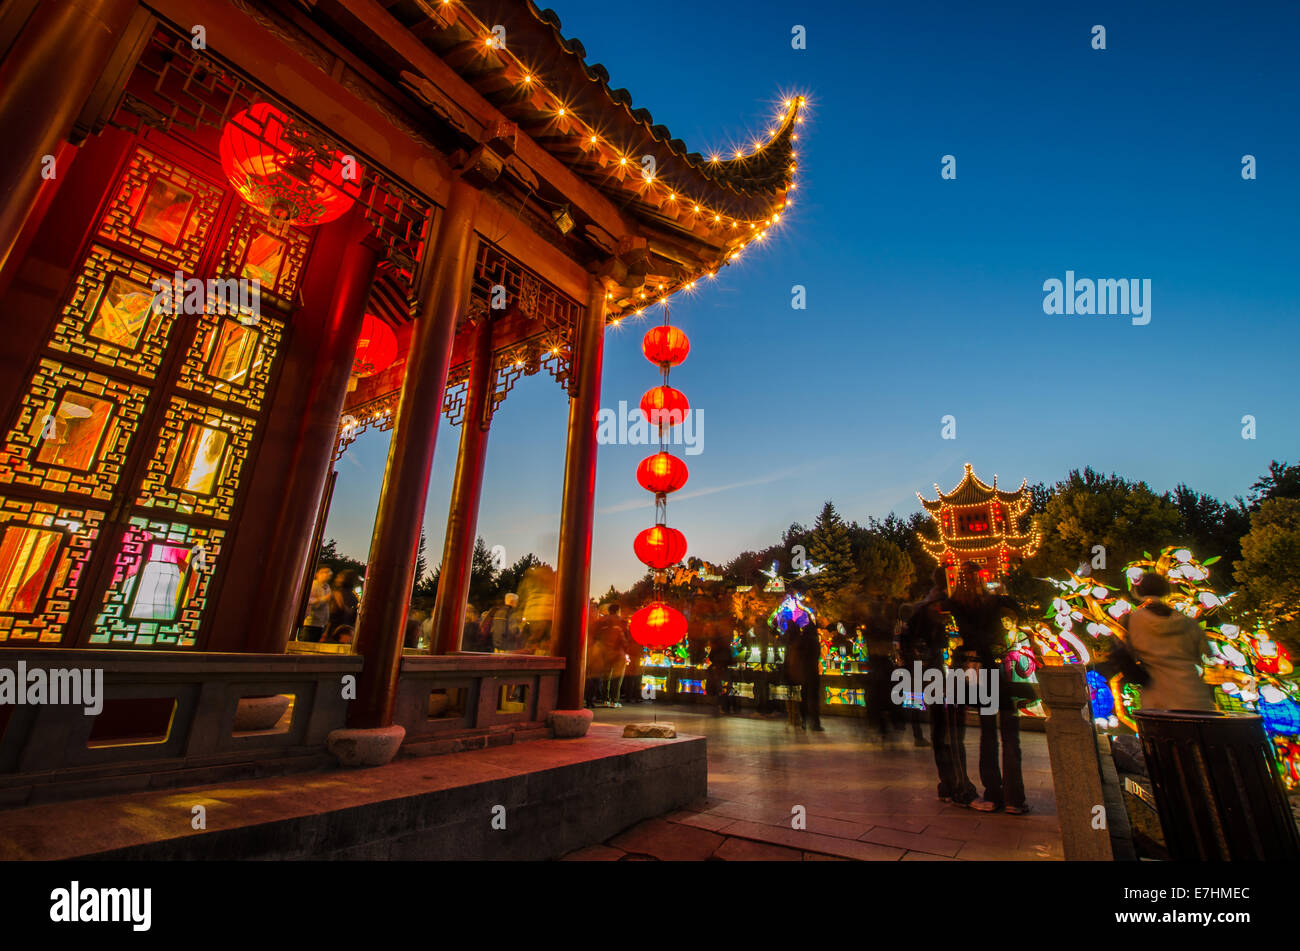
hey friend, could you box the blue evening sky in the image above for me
[325,0,1300,594]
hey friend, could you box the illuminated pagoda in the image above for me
[918,464,1041,591]
[0,0,803,853]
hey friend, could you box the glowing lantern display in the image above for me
[352,314,398,378]
[636,452,689,494]
[639,385,689,426]
[629,601,688,648]
[634,525,687,569]
[641,325,690,368]
[219,103,362,227]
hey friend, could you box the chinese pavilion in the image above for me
[918,464,1041,591]
[0,0,801,804]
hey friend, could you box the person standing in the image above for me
[905,578,977,805]
[1124,573,1215,711]
[943,568,1027,814]
[799,621,825,731]
[299,566,333,642]
[490,593,522,652]
[327,570,360,642]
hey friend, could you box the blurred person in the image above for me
[326,570,360,642]
[863,601,896,744]
[490,593,522,652]
[593,603,630,707]
[404,608,425,649]
[518,565,556,654]
[894,604,929,747]
[905,572,977,805]
[299,566,333,642]
[942,565,1027,814]
[461,602,488,651]
[1124,572,1215,711]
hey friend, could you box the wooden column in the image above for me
[350,177,479,728]
[0,0,136,276]
[431,314,494,654]
[214,209,381,653]
[551,279,607,709]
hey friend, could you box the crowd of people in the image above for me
[297,553,1214,819]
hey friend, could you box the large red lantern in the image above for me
[640,385,689,427]
[636,452,689,494]
[629,601,688,648]
[633,525,687,569]
[219,103,362,227]
[642,325,690,368]
[352,314,398,378]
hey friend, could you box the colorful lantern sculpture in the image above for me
[629,602,688,649]
[630,315,692,649]
[351,314,398,378]
[636,452,689,494]
[219,103,362,227]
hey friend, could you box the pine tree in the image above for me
[808,501,854,590]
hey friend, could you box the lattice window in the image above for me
[97,147,225,271]
[90,516,223,648]
[216,202,311,301]
[178,309,282,412]
[136,397,256,520]
[471,244,582,332]
[0,498,104,644]
[47,245,178,380]
[441,379,469,427]
[0,359,150,500]
[335,391,400,460]
[489,331,572,420]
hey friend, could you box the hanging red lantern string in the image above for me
[629,601,688,649]
[636,451,689,494]
[630,308,690,649]
[642,325,690,368]
[219,102,362,228]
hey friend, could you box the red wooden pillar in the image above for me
[431,314,494,654]
[551,280,608,709]
[350,177,480,728]
[212,209,382,653]
[0,0,136,276]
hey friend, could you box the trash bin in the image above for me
[1134,709,1300,860]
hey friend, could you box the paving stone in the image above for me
[608,817,726,861]
[561,844,626,861]
[714,836,803,861]
[859,825,963,857]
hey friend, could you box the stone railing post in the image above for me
[1035,664,1118,860]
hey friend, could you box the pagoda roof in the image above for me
[313,0,803,317]
[918,531,1041,559]
[917,464,1031,513]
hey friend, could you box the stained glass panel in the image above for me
[0,360,149,500]
[178,312,281,411]
[241,231,286,288]
[97,147,222,271]
[0,526,61,613]
[217,204,310,300]
[33,391,114,471]
[90,516,221,648]
[48,245,177,380]
[136,397,254,519]
[134,175,195,244]
[168,424,227,495]
[0,498,103,644]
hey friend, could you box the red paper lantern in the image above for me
[633,525,687,569]
[629,601,688,648]
[636,452,689,494]
[640,385,689,428]
[352,314,398,378]
[219,103,361,227]
[642,325,690,368]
